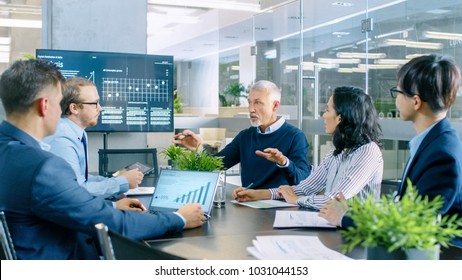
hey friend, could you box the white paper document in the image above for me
[125,187,155,196]
[273,210,336,228]
[231,199,297,209]
[247,235,352,260]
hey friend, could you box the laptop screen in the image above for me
[148,169,220,216]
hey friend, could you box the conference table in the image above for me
[137,180,365,260]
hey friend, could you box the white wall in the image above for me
[43,0,150,173]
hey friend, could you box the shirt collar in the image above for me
[257,116,285,134]
[62,117,86,141]
[409,120,440,158]
[38,141,51,151]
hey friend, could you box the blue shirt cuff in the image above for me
[276,157,290,168]
[173,212,186,227]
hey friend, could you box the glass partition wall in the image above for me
[178,0,462,181]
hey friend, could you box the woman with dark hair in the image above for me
[233,86,383,210]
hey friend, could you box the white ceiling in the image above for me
[146,0,462,61]
[1,0,462,66]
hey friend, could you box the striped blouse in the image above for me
[269,141,383,210]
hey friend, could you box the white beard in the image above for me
[250,119,261,127]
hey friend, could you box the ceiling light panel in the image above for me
[384,39,443,50]
[336,52,386,59]
[0,18,42,28]
[423,31,462,40]
[0,37,11,44]
[148,0,261,12]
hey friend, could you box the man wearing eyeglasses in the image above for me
[44,77,143,198]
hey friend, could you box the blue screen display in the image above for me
[36,49,174,133]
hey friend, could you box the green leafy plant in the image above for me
[341,178,462,254]
[160,144,184,163]
[173,89,183,114]
[161,144,224,171]
[219,82,246,107]
[23,54,35,59]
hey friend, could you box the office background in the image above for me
[0,0,461,181]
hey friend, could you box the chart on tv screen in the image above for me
[36,49,174,132]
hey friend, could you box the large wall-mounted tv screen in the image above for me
[36,49,174,133]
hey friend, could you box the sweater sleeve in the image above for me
[278,129,311,185]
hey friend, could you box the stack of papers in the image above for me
[231,199,297,209]
[247,235,352,260]
[273,210,336,228]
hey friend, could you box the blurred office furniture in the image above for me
[94,223,185,260]
[381,179,400,195]
[200,128,226,154]
[98,148,158,186]
[0,211,17,260]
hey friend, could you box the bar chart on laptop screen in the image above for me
[174,182,210,205]
[151,171,218,209]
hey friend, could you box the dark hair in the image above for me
[61,77,95,116]
[0,59,64,116]
[332,86,382,156]
[397,54,461,113]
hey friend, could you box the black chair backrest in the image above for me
[95,223,185,260]
[0,211,17,260]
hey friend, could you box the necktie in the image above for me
[81,133,88,181]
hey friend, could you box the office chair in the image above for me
[94,223,185,260]
[0,211,17,260]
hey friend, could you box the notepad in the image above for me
[273,210,336,228]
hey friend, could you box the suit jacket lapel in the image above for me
[396,118,451,198]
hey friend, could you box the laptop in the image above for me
[147,169,221,219]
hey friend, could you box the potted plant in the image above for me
[161,144,224,171]
[173,89,183,114]
[219,82,246,107]
[341,179,462,260]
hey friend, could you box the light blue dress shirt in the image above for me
[257,116,290,168]
[44,118,129,198]
[402,121,439,181]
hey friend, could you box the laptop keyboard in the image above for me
[145,209,159,215]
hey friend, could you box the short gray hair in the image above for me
[249,80,281,102]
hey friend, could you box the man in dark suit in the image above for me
[0,59,206,259]
[320,54,462,250]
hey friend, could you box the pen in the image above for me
[236,182,254,200]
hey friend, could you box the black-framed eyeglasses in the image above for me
[389,87,406,98]
[389,87,425,101]
[79,101,100,109]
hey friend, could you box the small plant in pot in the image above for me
[341,179,462,260]
[161,144,224,171]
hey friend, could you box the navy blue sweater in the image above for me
[216,122,311,189]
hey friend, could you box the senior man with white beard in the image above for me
[174,80,311,190]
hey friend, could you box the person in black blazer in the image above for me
[0,59,206,259]
[320,54,462,249]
